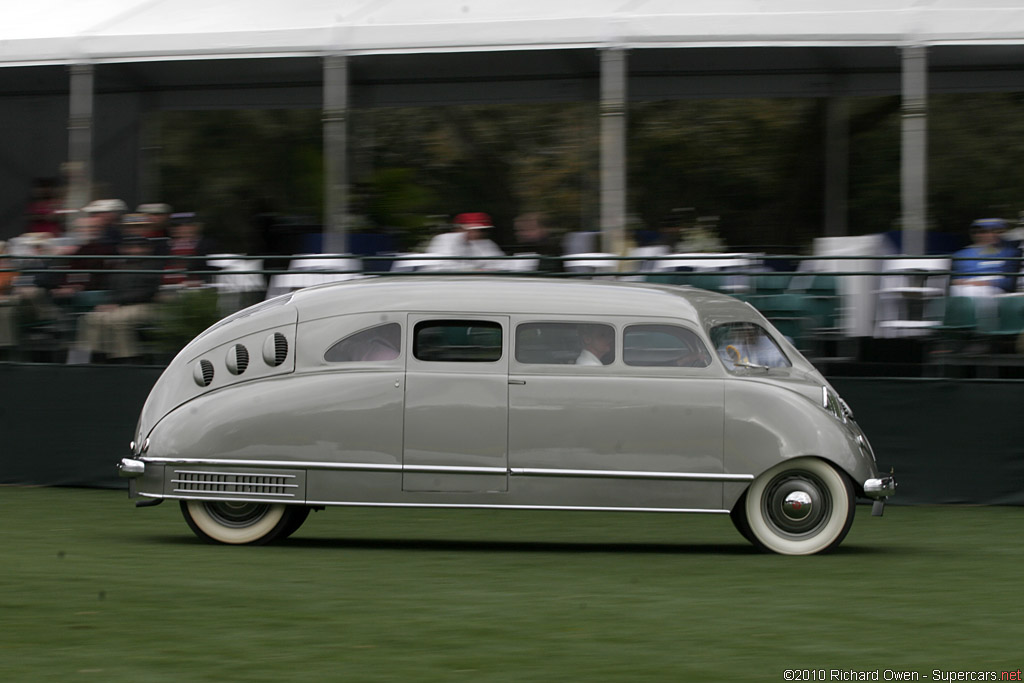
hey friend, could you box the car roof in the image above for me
[289,276,754,326]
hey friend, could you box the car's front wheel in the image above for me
[181,500,305,545]
[738,457,855,555]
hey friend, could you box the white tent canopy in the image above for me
[4,0,1024,67]
[2,1,1022,253]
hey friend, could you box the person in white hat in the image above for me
[82,198,128,245]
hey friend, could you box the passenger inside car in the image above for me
[575,323,615,365]
[711,322,790,369]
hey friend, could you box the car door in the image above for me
[507,318,726,511]
[402,315,509,492]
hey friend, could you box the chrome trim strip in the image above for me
[171,488,296,498]
[154,493,730,514]
[144,457,753,482]
[511,467,753,482]
[146,457,403,472]
[307,501,731,514]
[403,465,507,475]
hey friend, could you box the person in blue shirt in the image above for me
[950,218,1020,296]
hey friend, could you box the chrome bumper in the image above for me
[863,475,896,499]
[118,457,145,478]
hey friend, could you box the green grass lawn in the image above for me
[1,487,1022,682]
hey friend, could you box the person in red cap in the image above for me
[425,212,505,271]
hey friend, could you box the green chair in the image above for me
[929,296,979,358]
[980,295,1024,338]
[748,293,811,348]
[936,296,978,333]
[752,273,792,295]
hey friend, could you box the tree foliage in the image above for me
[155,94,1024,254]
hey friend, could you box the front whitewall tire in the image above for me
[743,457,855,555]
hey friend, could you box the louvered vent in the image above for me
[193,359,215,387]
[172,470,297,498]
[226,343,250,375]
[263,332,289,367]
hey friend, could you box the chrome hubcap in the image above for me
[782,491,813,521]
[763,471,832,538]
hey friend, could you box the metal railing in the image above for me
[3,251,1024,376]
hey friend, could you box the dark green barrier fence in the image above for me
[830,377,1024,505]
[2,364,1022,503]
[1,363,162,489]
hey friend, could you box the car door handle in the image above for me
[508,379,526,385]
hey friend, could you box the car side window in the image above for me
[414,320,502,362]
[623,324,711,368]
[325,322,402,362]
[710,322,791,369]
[515,322,616,366]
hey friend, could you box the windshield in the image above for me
[710,322,791,370]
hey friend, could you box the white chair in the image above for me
[388,253,438,272]
[874,257,950,338]
[647,252,758,293]
[563,252,618,276]
[623,245,671,280]
[207,254,267,315]
[265,254,362,299]
[502,254,541,272]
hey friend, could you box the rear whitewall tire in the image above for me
[743,457,855,556]
[181,500,289,545]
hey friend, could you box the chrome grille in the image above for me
[172,470,298,498]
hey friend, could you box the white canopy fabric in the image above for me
[4,0,1024,67]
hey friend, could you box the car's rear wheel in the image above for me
[739,457,855,555]
[279,506,311,540]
[181,500,300,545]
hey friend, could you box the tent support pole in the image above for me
[600,47,627,256]
[901,45,928,255]
[323,54,349,255]
[66,63,94,222]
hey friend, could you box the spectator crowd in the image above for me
[3,183,1024,369]
[1,198,213,363]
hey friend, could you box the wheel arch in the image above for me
[725,453,862,511]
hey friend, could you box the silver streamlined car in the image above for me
[119,277,894,555]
